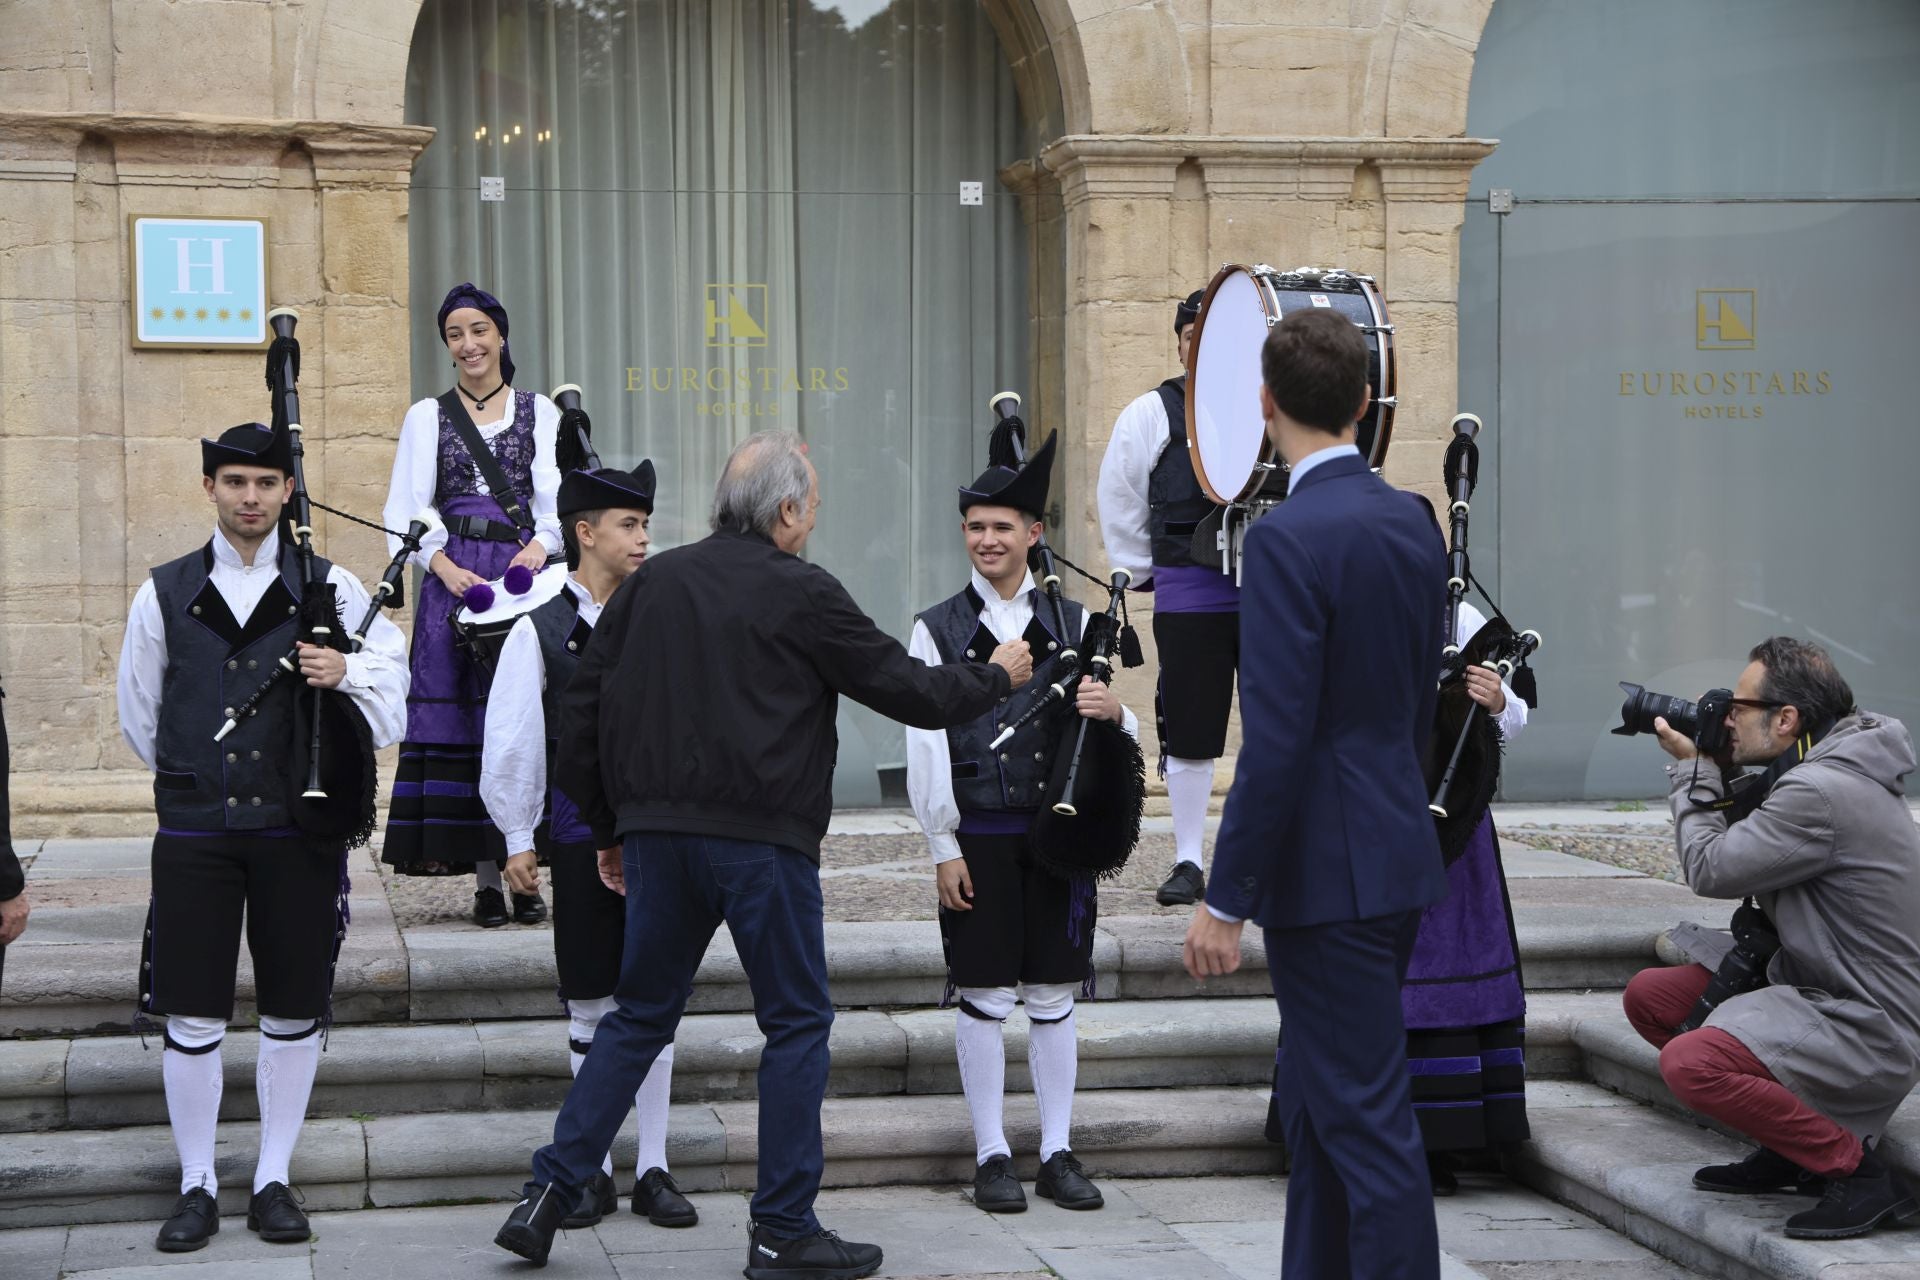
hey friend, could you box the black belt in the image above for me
[446,514,527,543]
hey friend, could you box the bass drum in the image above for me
[451,561,571,677]
[1185,264,1396,504]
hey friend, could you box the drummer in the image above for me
[381,282,563,927]
[1095,289,1238,907]
[478,462,698,1230]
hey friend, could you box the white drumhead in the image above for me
[453,561,571,627]
[1189,268,1274,503]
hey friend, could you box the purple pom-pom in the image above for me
[463,582,496,613]
[503,564,535,596]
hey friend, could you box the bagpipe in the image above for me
[213,310,427,851]
[1424,412,1541,864]
[981,393,1146,883]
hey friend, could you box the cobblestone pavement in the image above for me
[0,1175,1703,1279]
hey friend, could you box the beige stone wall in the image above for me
[0,0,1497,829]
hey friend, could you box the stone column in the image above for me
[0,113,428,834]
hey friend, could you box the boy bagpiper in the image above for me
[481,463,697,1229]
[906,434,1138,1213]
[116,424,410,1251]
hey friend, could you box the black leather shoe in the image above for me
[473,886,510,928]
[247,1181,309,1243]
[1694,1145,1823,1196]
[1155,862,1205,907]
[971,1154,1027,1213]
[155,1187,219,1253]
[512,891,548,925]
[495,1181,572,1266]
[561,1170,617,1229]
[633,1167,698,1226]
[745,1220,883,1279]
[1035,1150,1104,1210]
[1784,1142,1919,1239]
[1429,1152,1460,1197]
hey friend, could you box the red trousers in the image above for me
[1623,964,1862,1179]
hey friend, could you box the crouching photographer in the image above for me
[1620,637,1920,1240]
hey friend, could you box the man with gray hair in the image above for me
[497,430,1033,1276]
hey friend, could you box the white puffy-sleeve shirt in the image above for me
[479,581,605,855]
[1454,601,1528,742]
[906,569,1141,864]
[117,527,411,768]
[1095,388,1175,590]
[383,393,564,570]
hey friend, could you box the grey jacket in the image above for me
[1666,712,1920,1139]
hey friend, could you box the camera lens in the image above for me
[1611,682,1700,738]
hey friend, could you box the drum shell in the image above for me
[1185,264,1395,504]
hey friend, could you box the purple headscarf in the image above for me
[437,282,515,386]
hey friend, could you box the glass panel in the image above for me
[405,0,1029,804]
[1492,199,1920,799]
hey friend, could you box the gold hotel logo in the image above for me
[1696,288,1755,351]
[705,283,767,348]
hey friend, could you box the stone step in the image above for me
[3,880,1722,1036]
[0,1084,1280,1230]
[0,996,1285,1132]
[1514,1079,1920,1280]
[1525,989,1920,1191]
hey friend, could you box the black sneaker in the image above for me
[495,1181,572,1266]
[744,1220,883,1279]
[971,1154,1027,1213]
[512,891,548,925]
[473,886,510,928]
[1784,1141,1919,1239]
[633,1166,698,1227]
[1035,1150,1104,1210]
[1155,862,1205,907]
[561,1170,617,1229]
[246,1181,309,1243]
[155,1187,219,1253]
[1694,1145,1823,1196]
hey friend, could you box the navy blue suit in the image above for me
[1207,450,1448,1279]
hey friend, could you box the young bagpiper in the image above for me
[906,434,1138,1213]
[480,462,697,1230]
[116,424,409,1252]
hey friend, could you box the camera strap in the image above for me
[1689,719,1834,816]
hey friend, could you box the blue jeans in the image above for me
[529,832,833,1236]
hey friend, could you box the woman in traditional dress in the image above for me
[381,283,562,928]
[1403,599,1530,1194]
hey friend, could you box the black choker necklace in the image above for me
[461,379,507,411]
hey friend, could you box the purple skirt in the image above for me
[404,493,527,745]
[381,493,527,875]
[1402,813,1525,1030]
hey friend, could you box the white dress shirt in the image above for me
[1202,593,1528,924]
[480,578,607,855]
[1095,388,1176,589]
[1280,440,1360,488]
[382,394,564,570]
[906,567,1141,864]
[117,525,411,768]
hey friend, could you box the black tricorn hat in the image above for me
[558,461,656,516]
[1175,289,1205,334]
[958,431,1055,519]
[201,422,292,477]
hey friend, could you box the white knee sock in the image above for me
[569,997,619,1177]
[254,1016,321,1193]
[955,986,1016,1164]
[1024,985,1079,1162]
[1166,756,1215,870]
[163,1015,227,1196]
[475,860,503,892]
[635,1042,674,1175]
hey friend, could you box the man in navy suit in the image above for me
[1183,308,1448,1279]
